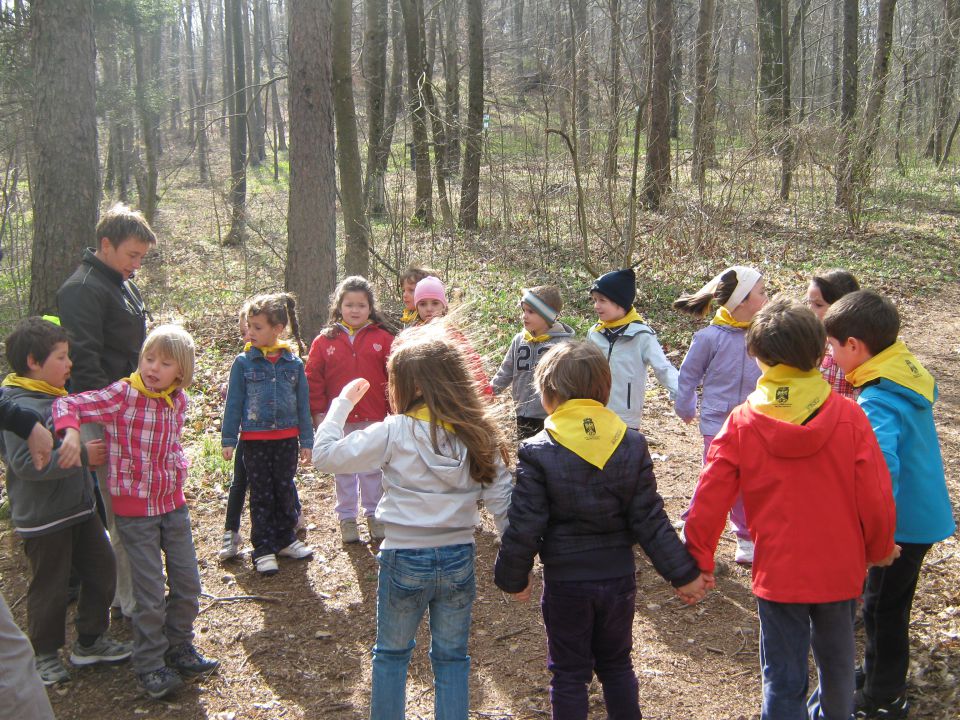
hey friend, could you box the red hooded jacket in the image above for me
[305,324,394,422]
[684,392,897,603]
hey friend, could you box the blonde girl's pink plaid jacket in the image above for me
[53,381,190,517]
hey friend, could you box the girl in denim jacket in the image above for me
[673,266,768,564]
[222,293,314,575]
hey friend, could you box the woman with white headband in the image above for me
[673,266,768,564]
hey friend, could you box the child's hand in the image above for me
[506,576,533,603]
[871,544,902,568]
[222,446,234,461]
[84,439,107,467]
[57,428,83,469]
[675,574,709,605]
[339,378,370,406]
[702,572,717,591]
[26,421,55,470]
[219,382,228,401]
[299,448,312,464]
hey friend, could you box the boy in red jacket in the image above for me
[684,298,899,720]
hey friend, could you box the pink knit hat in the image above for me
[414,276,448,307]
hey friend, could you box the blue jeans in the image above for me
[756,598,857,720]
[370,544,476,720]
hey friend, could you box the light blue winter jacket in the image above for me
[858,378,956,544]
[675,324,761,437]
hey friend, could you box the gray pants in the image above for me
[0,591,54,720]
[115,505,201,674]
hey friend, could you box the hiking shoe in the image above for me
[278,539,314,559]
[367,517,386,541]
[165,642,220,677]
[854,689,909,718]
[138,666,184,699]
[255,553,279,575]
[69,634,132,665]
[735,537,754,565]
[36,653,70,685]
[218,530,241,561]
[340,518,360,543]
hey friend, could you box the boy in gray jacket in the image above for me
[0,318,130,685]
[492,285,575,439]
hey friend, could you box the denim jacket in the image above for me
[222,348,314,449]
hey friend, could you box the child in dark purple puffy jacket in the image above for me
[673,266,768,564]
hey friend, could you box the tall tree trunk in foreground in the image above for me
[643,0,673,210]
[459,0,484,229]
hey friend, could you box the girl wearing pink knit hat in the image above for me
[413,276,448,325]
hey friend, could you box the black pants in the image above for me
[224,440,302,533]
[862,541,932,702]
[243,438,300,559]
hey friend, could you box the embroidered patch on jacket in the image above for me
[776,386,789,403]
[583,418,597,436]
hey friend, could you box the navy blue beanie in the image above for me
[590,268,636,311]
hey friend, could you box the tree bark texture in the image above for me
[287,0,337,341]
[932,0,960,162]
[755,0,785,129]
[442,0,462,173]
[691,0,718,185]
[459,0,484,229]
[227,0,247,244]
[132,20,161,223]
[399,0,434,223]
[835,0,858,206]
[364,0,389,216]
[644,0,673,210]
[29,0,99,315]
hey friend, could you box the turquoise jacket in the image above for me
[858,378,956,544]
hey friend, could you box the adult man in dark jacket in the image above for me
[57,203,156,618]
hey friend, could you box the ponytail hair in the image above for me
[810,270,859,305]
[674,266,761,316]
[247,292,306,355]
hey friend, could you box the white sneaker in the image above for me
[218,531,241,561]
[278,540,314,560]
[735,537,755,565]
[340,518,360,544]
[255,554,279,575]
[366,517,386,540]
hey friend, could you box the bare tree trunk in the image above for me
[570,0,590,155]
[399,0,434,223]
[459,0,484,229]
[364,0,389,216]
[835,0,858,206]
[132,21,161,223]
[442,0,461,173]
[262,0,286,151]
[287,0,337,341]
[691,0,718,185]
[198,0,213,182]
[603,0,622,178]
[644,0,673,210]
[29,0,99,315]
[219,0,229,136]
[226,0,247,244]
[932,0,960,162]
[333,0,370,277]
[249,0,267,165]
[779,0,793,200]
[756,0,785,130]
[670,4,682,140]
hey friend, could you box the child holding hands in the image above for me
[222,293,314,574]
[684,298,899,720]
[494,341,707,720]
[313,327,512,720]
[53,325,218,699]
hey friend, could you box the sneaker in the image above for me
[35,653,70,685]
[255,553,279,575]
[855,664,865,690]
[69,634,133,665]
[340,518,360,544]
[735,537,754,565]
[854,689,909,719]
[138,666,185,699]
[278,539,314,559]
[165,642,220,677]
[367,517,386,541]
[218,530,241,561]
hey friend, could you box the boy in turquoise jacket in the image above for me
[825,290,956,720]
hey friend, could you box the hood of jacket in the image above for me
[744,391,842,459]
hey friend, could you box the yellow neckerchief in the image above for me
[243,340,292,356]
[845,340,935,402]
[592,307,646,332]
[1,373,68,397]
[710,306,752,329]
[523,330,552,343]
[122,371,178,409]
[544,399,627,469]
[339,320,370,337]
[405,404,456,433]
[748,363,831,424]
[400,308,418,324]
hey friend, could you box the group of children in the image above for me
[0,260,954,720]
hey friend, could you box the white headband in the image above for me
[696,266,762,312]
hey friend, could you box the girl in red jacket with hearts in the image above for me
[306,276,394,544]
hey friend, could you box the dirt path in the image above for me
[1,285,958,719]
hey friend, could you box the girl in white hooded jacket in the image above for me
[313,325,512,720]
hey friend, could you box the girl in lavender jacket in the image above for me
[673,266,768,564]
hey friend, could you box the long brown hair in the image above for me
[322,275,390,338]
[388,324,510,484]
[247,292,306,355]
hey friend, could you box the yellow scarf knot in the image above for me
[400,308,419,324]
[244,340,293,356]
[844,340,935,402]
[748,364,831,424]
[544,399,627,469]
[1,373,68,397]
[593,307,646,332]
[523,330,552,343]
[122,371,178,408]
[710,306,752,329]
[340,321,370,337]
[405,405,456,433]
